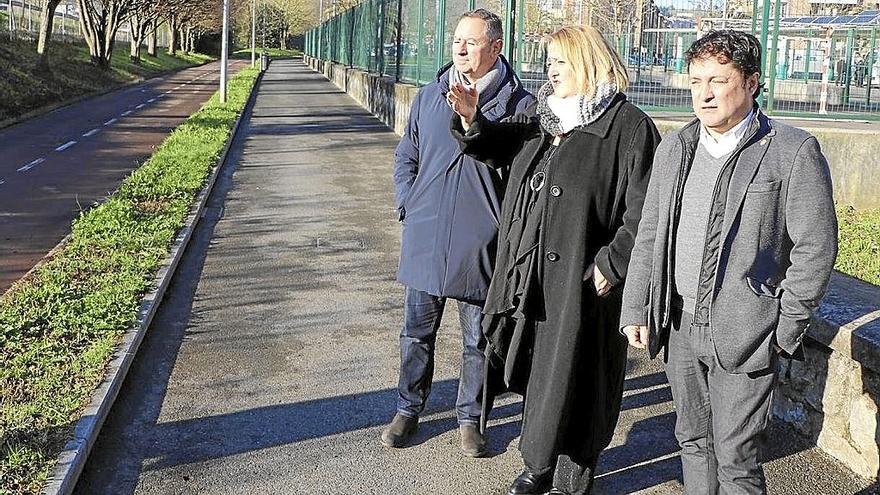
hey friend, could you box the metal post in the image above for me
[318,0,324,59]
[843,28,854,106]
[395,0,404,82]
[767,0,782,113]
[516,0,525,75]
[467,0,475,8]
[220,0,229,103]
[416,0,424,84]
[750,0,758,35]
[867,27,877,106]
[435,0,445,74]
[757,0,771,107]
[503,0,515,63]
[251,0,256,67]
[804,38,811,83]
[377,0,386,75]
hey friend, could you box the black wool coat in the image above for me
[452,94,660,462]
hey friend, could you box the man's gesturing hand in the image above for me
[448,83,479,129]
[623,325,650,349]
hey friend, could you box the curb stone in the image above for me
[39,68,265,495]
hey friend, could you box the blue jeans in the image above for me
[397,287,486,425]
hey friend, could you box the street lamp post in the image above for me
[221,0,229,103]
[252,0,257,67]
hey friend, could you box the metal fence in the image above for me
[304,0,880,120]
[1,0,171,47]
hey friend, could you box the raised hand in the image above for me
[447,83,479,128]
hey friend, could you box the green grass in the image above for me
[232,47,301,59]
[836,205,880,286]
[0,38,214,122]
[0,67,259,495]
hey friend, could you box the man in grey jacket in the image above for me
[382,9,533,457]
[620,30,837,494]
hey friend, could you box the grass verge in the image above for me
[233,47,301,59]
[0,66,259,495]
[836,205,880,286]
[0,38,213,122]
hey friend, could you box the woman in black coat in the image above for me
[448,26,660,495]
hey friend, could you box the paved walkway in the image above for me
[74,59,874,494]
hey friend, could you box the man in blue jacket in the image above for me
[382,8,533,457]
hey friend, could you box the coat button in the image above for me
[550,185,562,197]
[546,252,559,262]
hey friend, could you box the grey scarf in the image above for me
[536,81,618,136]
[448,58,507,107]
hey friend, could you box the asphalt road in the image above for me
[73,60,874,494]
[0,59,248,293]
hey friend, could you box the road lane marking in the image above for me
[164,90,172,94]
[148,98,156,103]
[121,110,132,116]
[18,158,45,172]
[0,179,5,186]
[104,118,118,126]
[136,104,145,109]
[56,141,77,152]
[83,128,100,137]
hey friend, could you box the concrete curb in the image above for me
[40,68,265,495]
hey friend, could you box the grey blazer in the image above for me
[620,111,838,373]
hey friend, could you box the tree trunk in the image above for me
[147,20,157,57]
[166,15,178,55]
[37,0,62,65]
[129,17,143,63]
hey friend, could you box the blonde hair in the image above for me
[544,25,629,97]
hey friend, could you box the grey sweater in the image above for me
[673,145,732,313]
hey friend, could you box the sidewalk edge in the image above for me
[40,68,265,495]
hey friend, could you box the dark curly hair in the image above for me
[685,30,763,99]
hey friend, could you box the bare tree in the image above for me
[128,0,162,62]
[75,0,136,67]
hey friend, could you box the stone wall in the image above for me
[774,272,880,480]
[302,55,880,480]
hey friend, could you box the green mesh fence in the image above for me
[305,0,880,120]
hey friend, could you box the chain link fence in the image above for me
[304,0,880,120]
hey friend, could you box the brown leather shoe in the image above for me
[459,424,488,457]
[379,413,418,448]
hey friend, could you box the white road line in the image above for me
[121,110,132,116]
[148,98,156,103]
[164,90,172,95]
[136,104,145,109]
[0,179,5,186]
[18,158,44,172]
[83,128,100,137]
[104,118,118,126]
[55,141,77,152]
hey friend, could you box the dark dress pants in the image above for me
[665,308,779,495]
[397,287,485,424]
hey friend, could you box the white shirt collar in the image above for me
[699,109,753,158]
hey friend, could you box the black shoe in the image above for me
[508,469,553,495]
[379,413,418,448]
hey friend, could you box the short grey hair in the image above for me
[458,9,503,42]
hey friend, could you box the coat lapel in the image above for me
[720,116,773,241]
